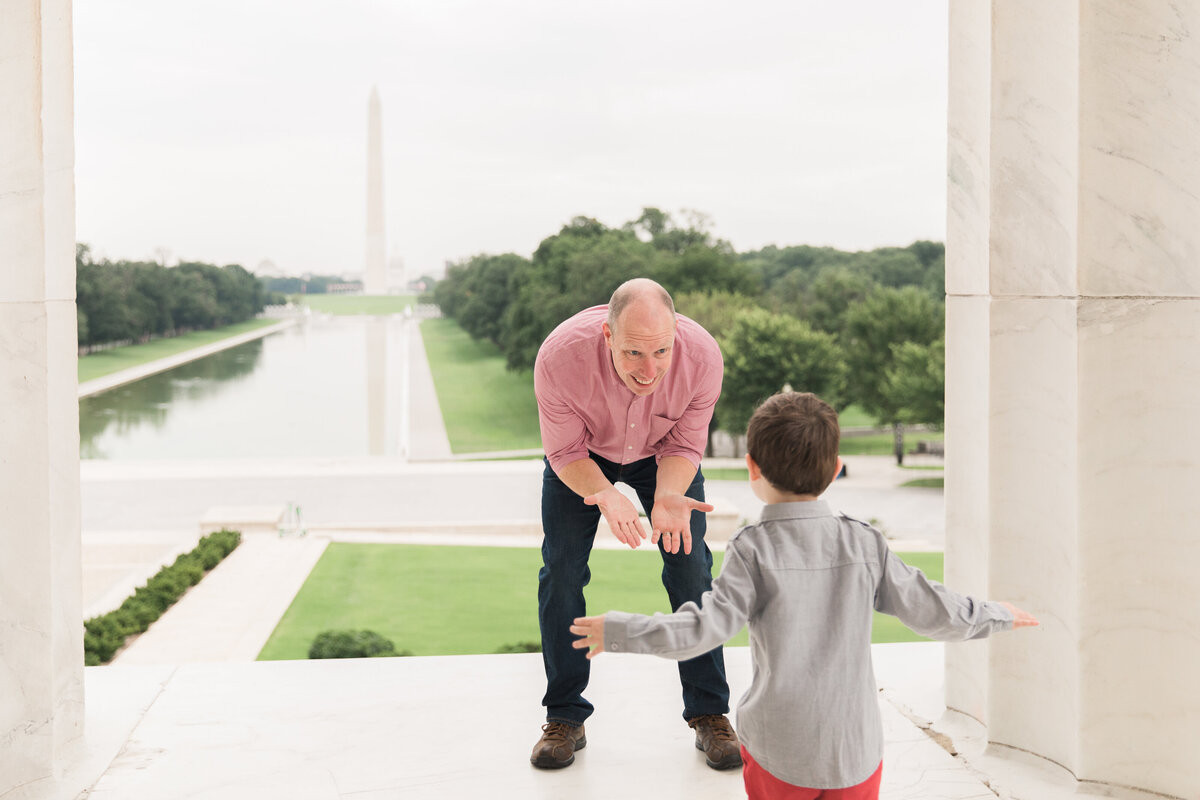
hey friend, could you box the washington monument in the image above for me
[364,86,387,295]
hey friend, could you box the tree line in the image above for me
[76,244,268,351]
[433,208,945,462]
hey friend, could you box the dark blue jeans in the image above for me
[538,453,730,726]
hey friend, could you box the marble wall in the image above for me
[946,2,1200,797]
[0,0,84,795]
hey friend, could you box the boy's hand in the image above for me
[1000,601,1039,628]
[570,616,606,659]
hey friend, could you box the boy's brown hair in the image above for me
[746,392,840,496]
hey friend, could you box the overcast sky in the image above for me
[73,1,948,279]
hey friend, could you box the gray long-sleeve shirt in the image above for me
[604,499,1013,789]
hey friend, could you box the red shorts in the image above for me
[740,747,882,800]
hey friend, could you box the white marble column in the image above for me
[1075,2,1200,794]
[0,0,84,795]
[945,2,1200,797]
[942,0,991,725]
[364,86,387,296]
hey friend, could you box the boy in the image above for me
[570,391,1037,799]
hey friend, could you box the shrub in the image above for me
[308,630,410,659]
[83,529,242,665]
[494,641,541,654]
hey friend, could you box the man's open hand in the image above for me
[583,487,648,549]
[650,492,714,554]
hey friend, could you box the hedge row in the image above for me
[306,632,542,659]
[84,529,242,665]
[308,630,412,659]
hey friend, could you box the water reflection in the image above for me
[79,316,407,460]
[80,343,264,458]
[366,316,387,456]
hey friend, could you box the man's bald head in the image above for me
[602,279,678,396]
[607,278,675,333]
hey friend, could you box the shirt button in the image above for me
[630,423,636,428]
[627,445,633,449]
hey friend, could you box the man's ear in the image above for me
[601,321,613,345]
[746,453,762,481]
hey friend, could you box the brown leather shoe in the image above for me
[530,721,586,769]
[687,714,742,770]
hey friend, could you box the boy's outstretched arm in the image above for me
[999,602,1039,628]
[570,615,606,659]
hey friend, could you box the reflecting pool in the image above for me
[79,315,409,460]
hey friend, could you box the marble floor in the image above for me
[57,643,1121,800]
[69,646,937,799]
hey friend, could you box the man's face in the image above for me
[602,304,676,396]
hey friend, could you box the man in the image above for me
[530,278,740,771]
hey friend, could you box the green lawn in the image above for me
[704,468,750,481]
[837,404,876,427]
[420,318,542,453]
[257,543,944,660]
[294,294,416,315]
[77,318,279,383]
[900,477,944,489]
[839,430,944,456]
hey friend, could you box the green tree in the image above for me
[75,245,264,347]
[674,290,763,454]
[674,290,761,341]
[171,268,220,330]
[656,244,758,296]
[131,261,176,336]
[451,253,529,347]
[906,240,946,296]
[842,287,944,464]
[799,267,873,337]
[859,248,926,289]
[887,337,945,428]
[501,217,657,370]
[624,207,758,296]
[718,309,846,441]
[433,262,471,320]
[625,207,712,254]
[77,260,137,345]
[738,244,854,291]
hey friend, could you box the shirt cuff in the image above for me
[604,611,637,653]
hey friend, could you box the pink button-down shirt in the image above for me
[534,305,723,474]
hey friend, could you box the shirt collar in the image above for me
[759,500,833,522]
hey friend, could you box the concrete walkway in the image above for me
[113,533,330,664]
[405,315,454,460]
